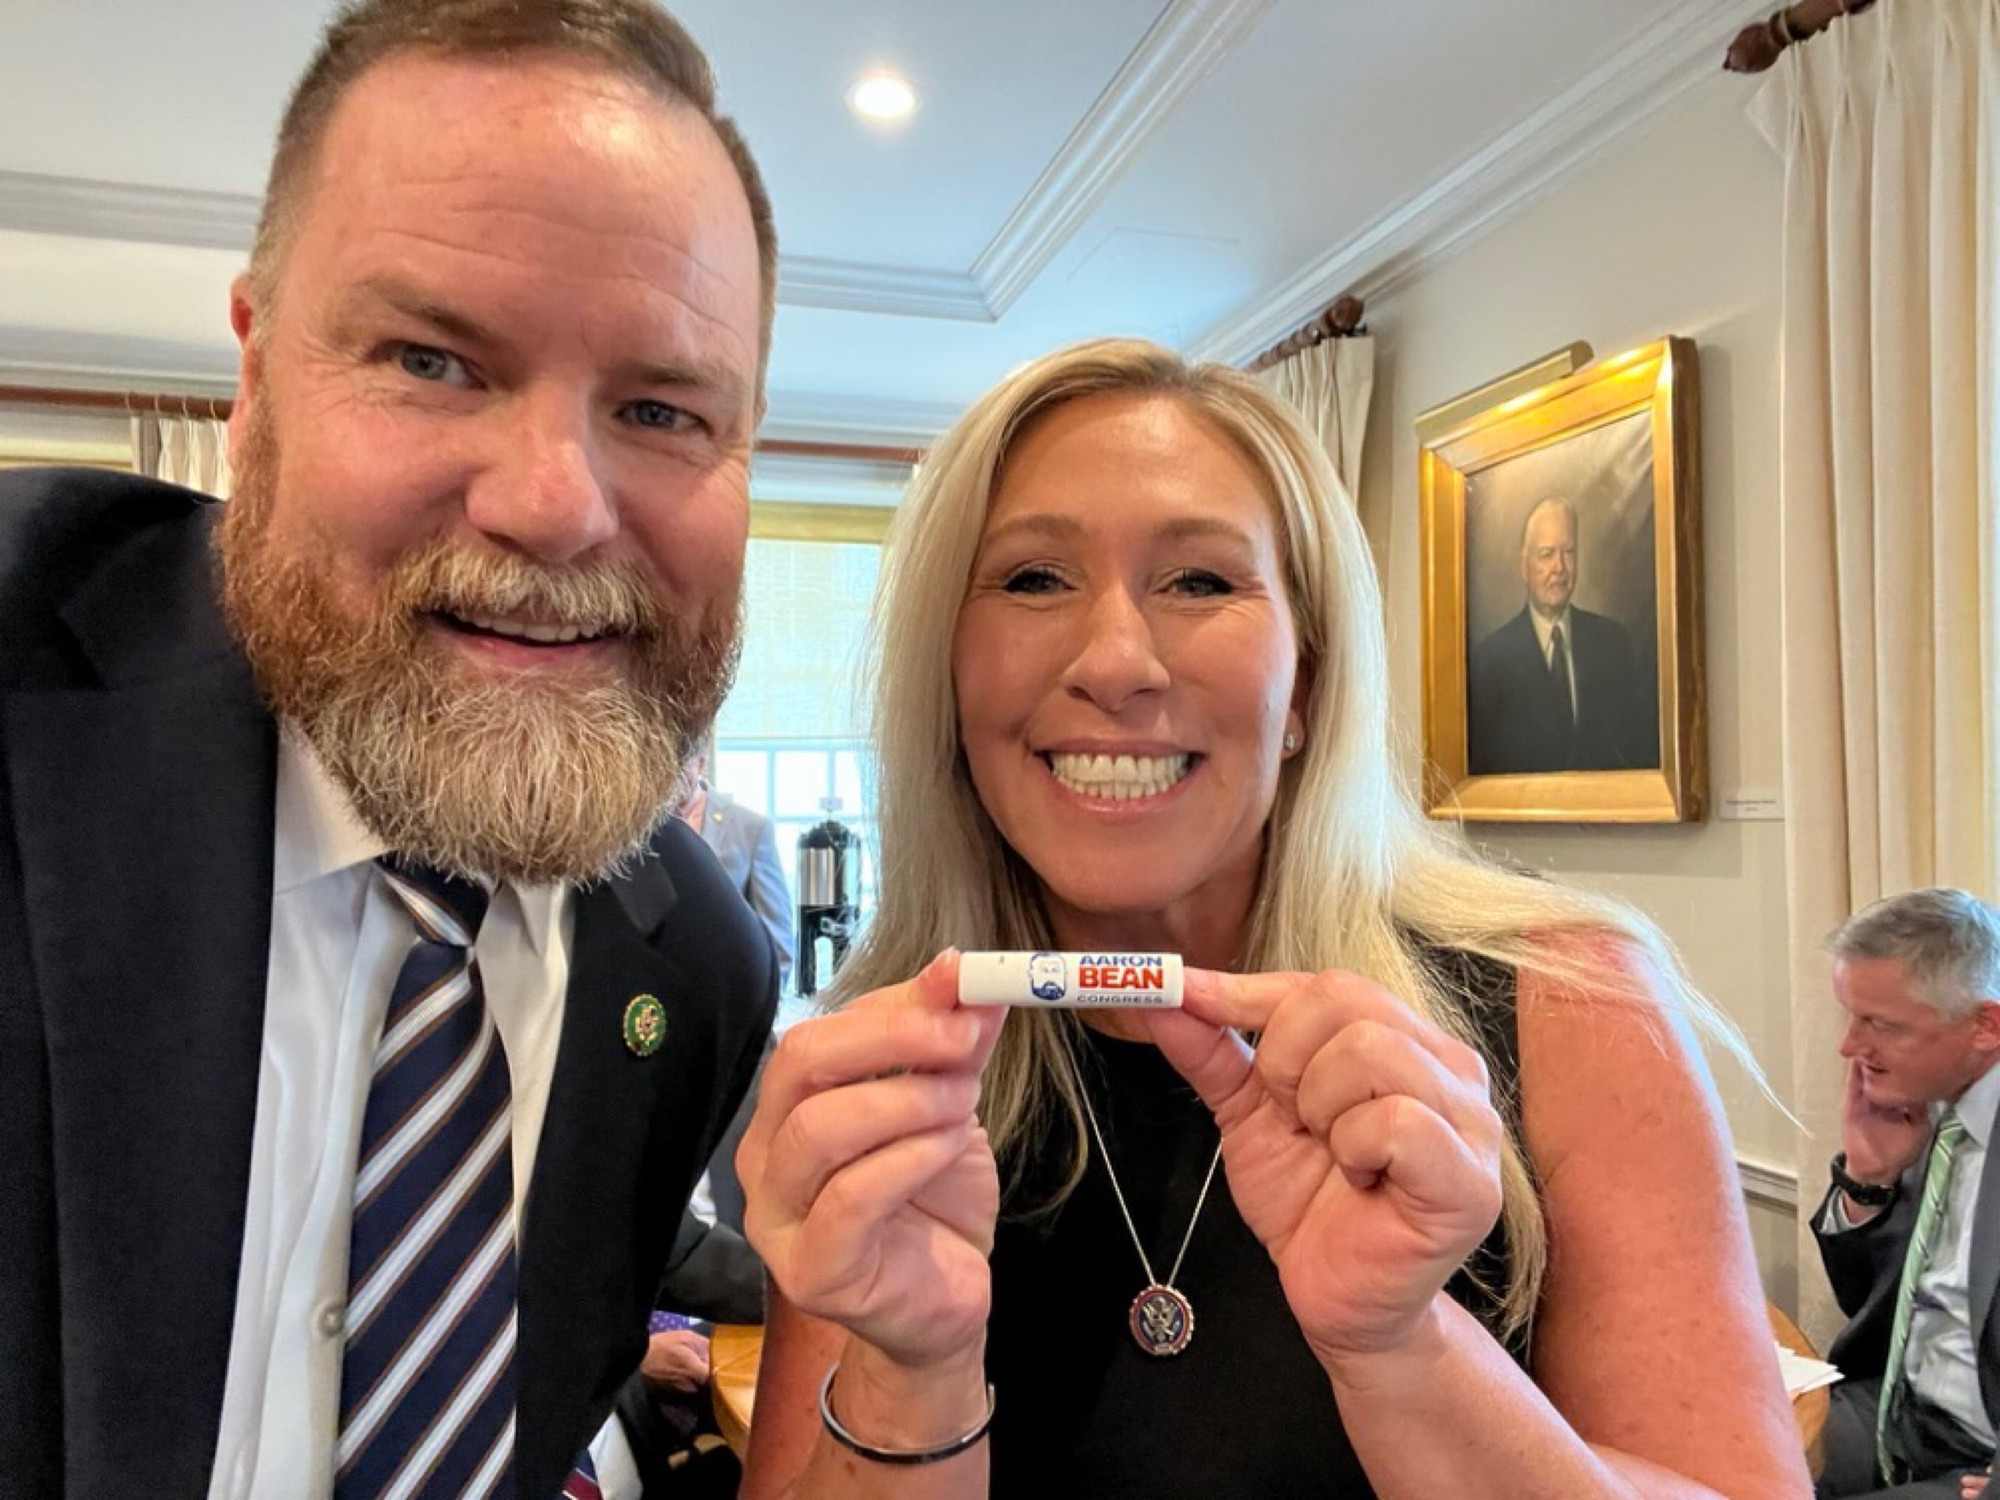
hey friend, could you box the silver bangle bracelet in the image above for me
[818,1363,996,1466]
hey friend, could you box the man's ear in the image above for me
[227,273,263,466]
[1970,999,2000,1057]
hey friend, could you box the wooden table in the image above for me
[1770,1303,1829,1478]
[710,1322,764,1458]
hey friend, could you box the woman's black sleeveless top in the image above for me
[984,949,1529,1499]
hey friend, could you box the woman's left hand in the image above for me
[1143,968,1504,1374]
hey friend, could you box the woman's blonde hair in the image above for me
[828,337,1757,1343]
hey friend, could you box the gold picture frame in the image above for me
[1420,337,1704,823]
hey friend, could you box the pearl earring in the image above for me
[1283,732,1299,753]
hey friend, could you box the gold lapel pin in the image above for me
[623,994,667,1057]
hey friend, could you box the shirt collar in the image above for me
[1952,1054,2000,1149]
[1528,605,1573,658]
[272,730,562,958]
[273,729,385,894]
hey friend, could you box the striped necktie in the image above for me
[1875,1108,1969,1484]
[337,860,517,1500]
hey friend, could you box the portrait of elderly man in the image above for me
[1466,495,1660,776]
[0,2,782,1497]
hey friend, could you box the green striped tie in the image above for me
[1875,1109,1968,1483]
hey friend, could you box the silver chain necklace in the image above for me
[1079,1084,1224,1357]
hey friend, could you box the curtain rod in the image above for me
[1723,0,1880,73]
[0,381,926,466]
[1245,295,1367,374]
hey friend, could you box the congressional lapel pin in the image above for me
[623,994,667,1057]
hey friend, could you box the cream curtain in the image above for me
[1256,336,1379,565]
[131,411,232,499]
[1751,0,2000,1339]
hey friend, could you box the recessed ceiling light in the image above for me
[847,71,918,126]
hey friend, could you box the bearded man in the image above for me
[0,3,780,1498]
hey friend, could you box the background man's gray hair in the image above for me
[1828,887,2000,1018]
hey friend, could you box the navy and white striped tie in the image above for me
[337,859,517,1500]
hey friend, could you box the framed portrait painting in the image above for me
[1420,337,1704,823]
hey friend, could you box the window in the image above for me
[710,502,895,920]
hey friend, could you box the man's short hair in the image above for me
[1519,496,1576,551]
[249,0,778,381]
[1828,887,2000,1018]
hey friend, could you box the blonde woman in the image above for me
[735,339,1806,1500]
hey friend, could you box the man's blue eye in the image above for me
[397,344,458,382]
[627,400,693,431]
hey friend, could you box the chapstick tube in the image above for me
[958,951,1183,1008]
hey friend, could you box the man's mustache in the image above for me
[386,544,663,638]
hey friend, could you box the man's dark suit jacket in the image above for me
[1466,604,1659,775]
[1812,1092,2000,1466]
[0,469,778,1500]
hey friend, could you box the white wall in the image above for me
[1357,71,1804,1302]
[0,406,132,467]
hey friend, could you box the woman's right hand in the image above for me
[738,951,1007,1372]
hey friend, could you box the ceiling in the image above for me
[0,0,1751,467]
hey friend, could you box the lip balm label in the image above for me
[958,951,1182,1008]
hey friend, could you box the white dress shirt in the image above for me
[205,733,641,1500]
[1824,1059,2000,1446]
[1902,1061,2000,1443]
[1528,605,1578,722]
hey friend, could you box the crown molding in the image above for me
[778,255,992,320]
[761,389,962,447]
[0,0,1272,329]
[972,0,1273,318]
[1192,0,1751,366]
[0,328,241,393]
[0,170,258,252]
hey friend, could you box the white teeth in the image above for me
[1048,751,1192,801]
[460,613,604,644]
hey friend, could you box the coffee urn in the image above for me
[796,798,859,997]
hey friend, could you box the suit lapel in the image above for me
[515,855,702,1500]
[1970,1090,2000,1346]
[7,654,275,1494]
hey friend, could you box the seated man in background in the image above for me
[1815,889,2000,1498]
[607,1207,766,1498]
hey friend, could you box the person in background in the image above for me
[0,2,781,1496]
[731,338,1807,1500]
[679,735,797,995]
[1813,889,2000,1499]
[603,1208,767,1499]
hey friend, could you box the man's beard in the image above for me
[215,409,740,886]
